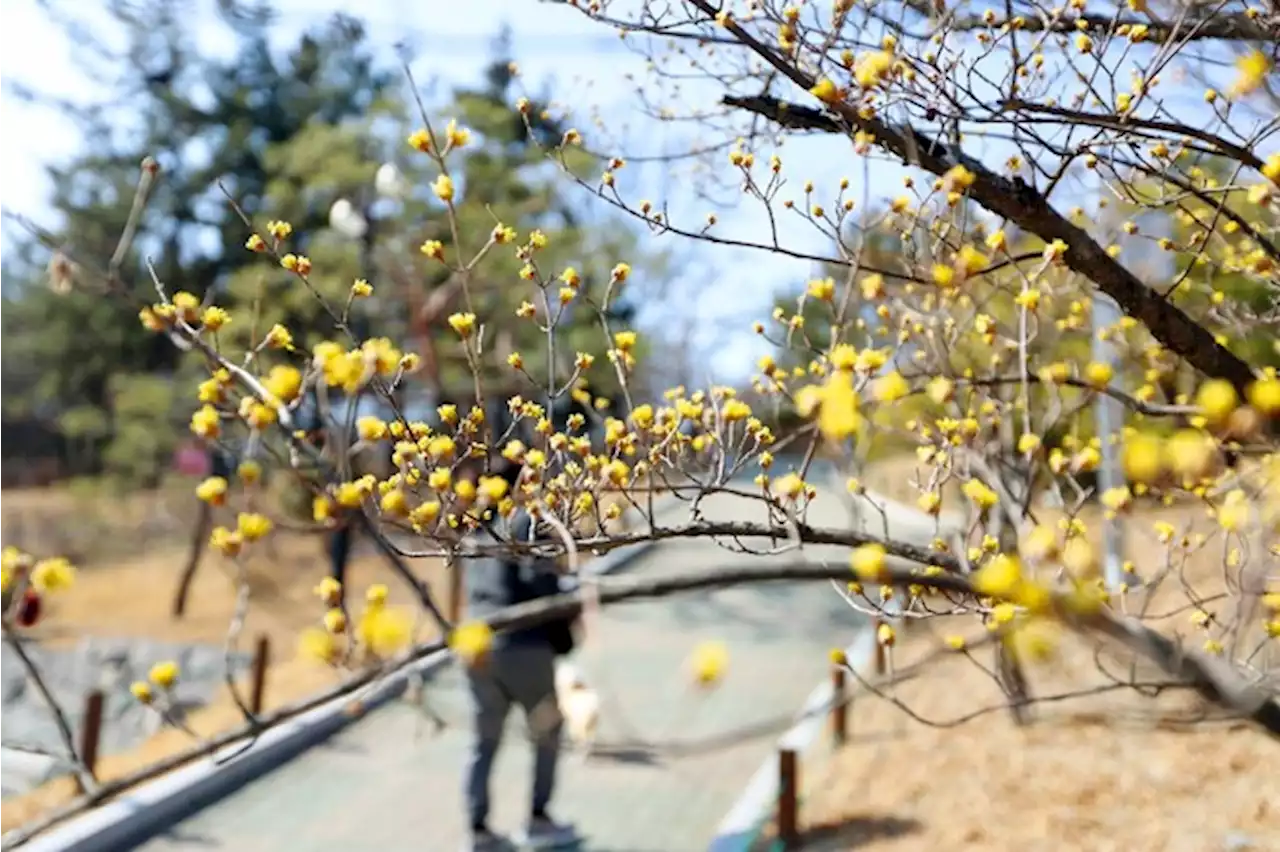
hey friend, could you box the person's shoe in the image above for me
[514,814,581,849]
[462,826,508,852]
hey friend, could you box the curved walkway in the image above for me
[138,484,862,852]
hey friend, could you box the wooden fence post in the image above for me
[250,634,271,715]
[777,747,799,849]
[77,689,105,792]
[873,617,887,675]
[449,568,464,625]
[830,666,847,746]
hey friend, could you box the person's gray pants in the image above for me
[464,642,563,828]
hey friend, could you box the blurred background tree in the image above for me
[2,1,390,486]
[1,3,664,488]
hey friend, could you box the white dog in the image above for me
[554,660,600,757]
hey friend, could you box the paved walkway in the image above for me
[138,477,862,852]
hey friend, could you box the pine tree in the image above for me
[2,3,392,485]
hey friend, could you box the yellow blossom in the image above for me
[236,512,273,542]
[265,323,294,350]
[850,543,888,582]
[872,371,910,403]
[1122,432,1163,483]
[1196,379,1238,425]
[149,660,180,689]
[31,557,75,593]
[357,416,388,442]
[445,119,470,149]
[360,606,413,657]
[853,50,894,88]
[237,460,262,485]
[432,174,455,203]
[323,608,347,634]
[366,584,390,607]
[314,576,343,606]
[1216,489,1251,532]
[196,476,228,506]
[408,128,434,152]
[201,306,230,331]
[1230,50,1270,98]
[1009,618,1059,662]
[689,640,729,687]
[809,77,840,102]
[263,365,302,404]
[450,620,495,666]
[190,405,221,440]
[449,312,477,338]
[962,479,998,510]
[209,526,243,557]
[1062,537,1099,580]
[798,370,862,442]
[1167,427,1213,481]
[1247,378,1280,416]
[299,627,340,664]
[1084,361,1113,389]
[313,495,335,524]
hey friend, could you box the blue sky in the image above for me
[2,0,875,383]
[6,1,1264,385]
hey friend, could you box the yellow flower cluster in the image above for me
[299,581,413,666]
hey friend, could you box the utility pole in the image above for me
[1092,195,1165,592]
[1090,289,1130,590]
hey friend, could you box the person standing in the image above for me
[295,389,359,602]
[460,460,581,851]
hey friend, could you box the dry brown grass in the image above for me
[6,467,1275,843]
[790,634,1277,852]
[0,478,649,833]
[2,479,209,566]
[767,498,1279,852]
[1,495,452,833]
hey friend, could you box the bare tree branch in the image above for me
[720,92,1257,389]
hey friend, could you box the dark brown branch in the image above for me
[1001,100,1267,174]
[1,628,99,795]
[1079,608,1280,735]
[686,0,1257,390]
[8,553,1278,848]
[909,4,1278,43]
[403,518,964,573]
[955,375,1193,417]
[720,93,1259,391]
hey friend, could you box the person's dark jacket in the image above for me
[464,510,567,650]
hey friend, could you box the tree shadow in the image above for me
[150,826,223,847]
[583,742,664,767]
[788,813,923,850]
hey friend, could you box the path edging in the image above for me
[19,510,671,852]
[706,487,960,852]
[704,602,901,852]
